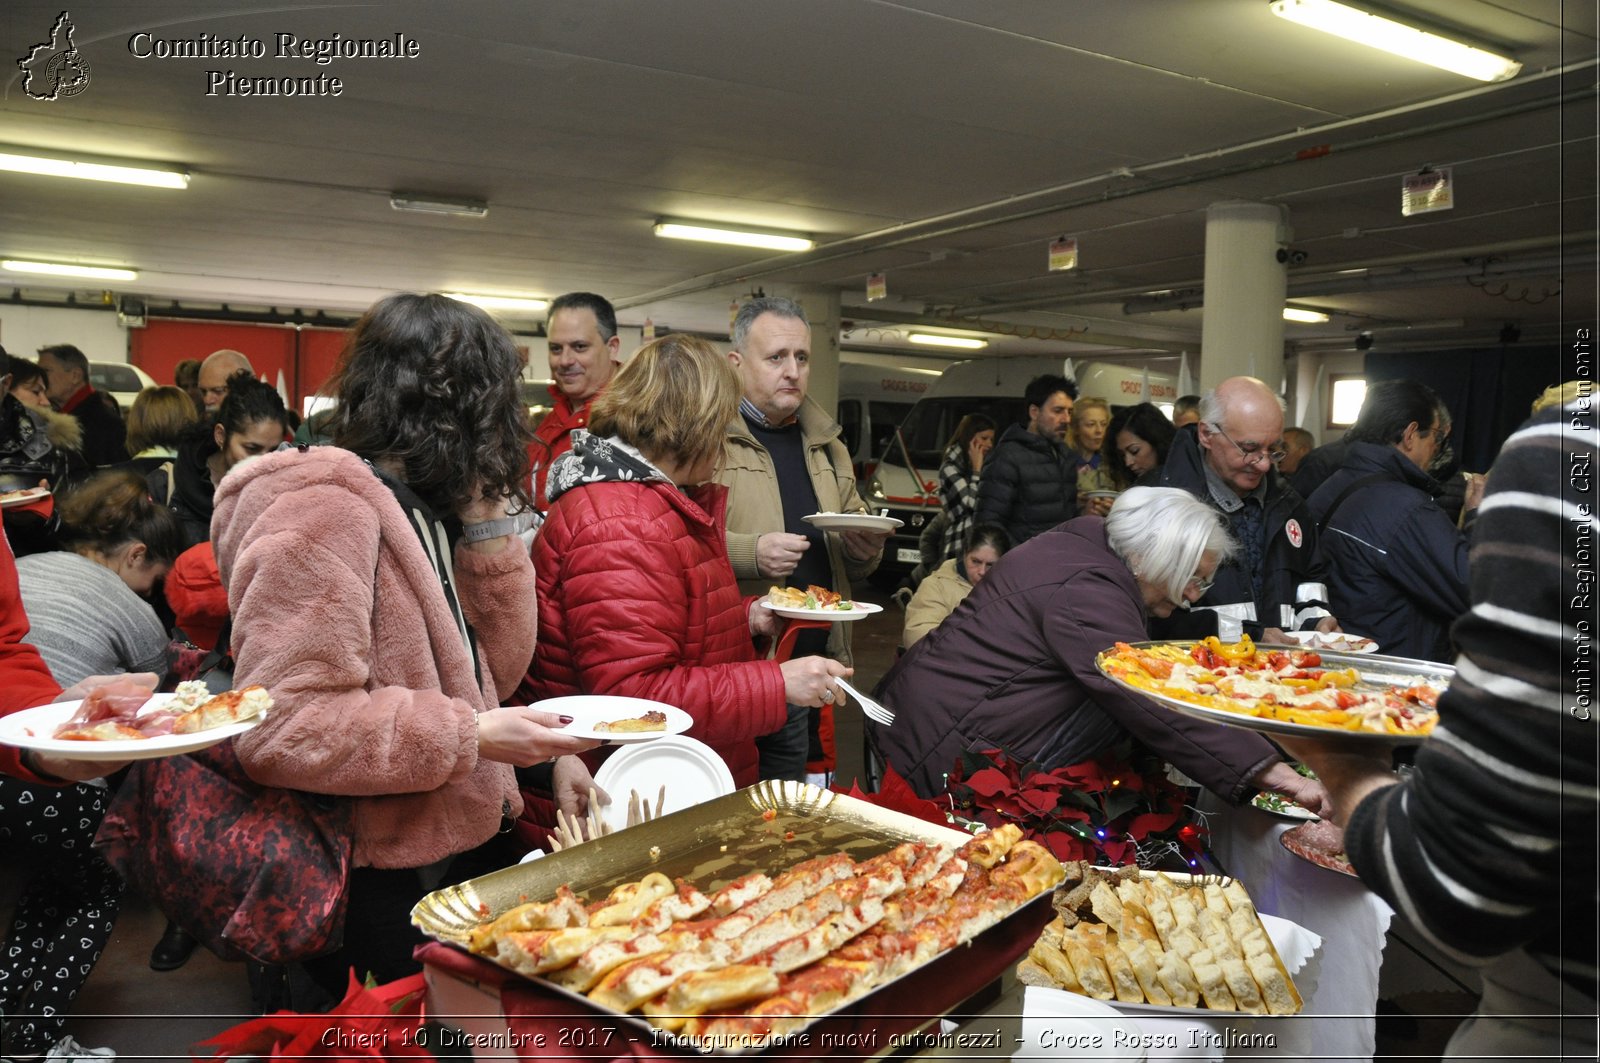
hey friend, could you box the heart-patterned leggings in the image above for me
[0,776,124,1057]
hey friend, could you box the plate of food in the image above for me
[0,680,272,761]
[1016,862,1314,1017]
[1095,636,1448,743]
[593,735,735,833]
[546,695,694,743]
[1251,791,1319,820]
[760,585,883,621]
[1271,630,1379,654]
[801,512,903,533]
[0,486,51,509]
[1279,820,1358,878]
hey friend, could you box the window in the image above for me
[1328,376,1367,428]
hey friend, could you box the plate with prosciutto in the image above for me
[1270,630,1380,654]
[0,486,51,509]
[0,678,271,761]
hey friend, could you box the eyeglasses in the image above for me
[1208,423,1286,466]
[1186,572,1215,596]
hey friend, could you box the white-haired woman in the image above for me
[875,487,1329,814]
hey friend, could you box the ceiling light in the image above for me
[654,220,813,252]
[3,259,137,281]
[908,333,988,350]
[443,292,548,314]
[1269,0,1521,82]
[1282,307,1331,324]
[0,150,189,189]
[390,194,488,217]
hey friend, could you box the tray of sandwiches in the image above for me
[1017,862,1318,1017]
[412,781,1063,1054]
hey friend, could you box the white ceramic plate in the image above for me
[802,512,903,532]
[543,695,693,743]
[759,600,884,621]
[1272,630,1380,654]
[592,734,735,833]
[0,694,262,762]
[0,487,51,509]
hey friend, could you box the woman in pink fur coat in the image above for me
[211,293,600,993]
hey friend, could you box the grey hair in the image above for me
[731,295,808,348]
[1105,486,1237,604]
[1197,380,1287,428]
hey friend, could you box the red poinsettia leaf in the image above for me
[1125,811,1180,838]
[863,766,951,827]
[964,767,1016,798]
[1018,787,1059,814]
[986,795,1025,818]
[1044,830,1089,862]
[1099,839,1131,865]
[1052,806,1091,823]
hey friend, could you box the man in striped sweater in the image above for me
[1282,401,1597,1059]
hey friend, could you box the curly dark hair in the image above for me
[325,293,532,514]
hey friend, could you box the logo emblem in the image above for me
[18,12,92,101]
[1285,518,1303,549]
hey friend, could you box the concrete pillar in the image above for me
[1199,202,1288,393]
[777,285,842,412]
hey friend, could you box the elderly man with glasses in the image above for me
[1155,375,1340,643]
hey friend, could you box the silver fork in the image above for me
[837,677,894,727]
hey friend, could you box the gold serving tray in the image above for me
[413,781,1053,1054]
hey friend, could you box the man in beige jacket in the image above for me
[717,296,887,782]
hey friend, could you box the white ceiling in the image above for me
[1,0,1594,364]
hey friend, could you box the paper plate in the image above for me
[759,600,884,621]
[543,695,693,743]
[1251,792,1320,820]
[1016,985,1148,1060]
[592,734,735,833]
[802,512,903,532]
[0,694,262,762]
[0,486,51,509]
[1271,630,1380,654]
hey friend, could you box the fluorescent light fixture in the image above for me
[1283,307,1331,324]
[390,194,488,218]
[1270,0,1521,82]
[443,292,549,314]
[908,332,988,350]
[3,259,137,281]
[654,220,813,252]
[0,150,189,189]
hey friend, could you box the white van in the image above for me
[864,357,1178,571]
[835,361,940,481]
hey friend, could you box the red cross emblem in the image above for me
[1285,518,1303,548]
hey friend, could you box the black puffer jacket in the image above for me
[1308,442,1468,662]
[147,429,218,549]
[1155,426,1331,640]
[974,423,1076,545]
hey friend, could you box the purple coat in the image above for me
[875,517,1278,799]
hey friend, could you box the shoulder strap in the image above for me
[1316,473,1388,534]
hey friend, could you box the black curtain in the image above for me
[1366,345,1566,472]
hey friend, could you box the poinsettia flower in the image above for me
[963,766,1017,798]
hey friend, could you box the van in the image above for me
[864,356,1178,571]
[835,361,939,481]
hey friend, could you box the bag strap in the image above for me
[1316,473,1387,534]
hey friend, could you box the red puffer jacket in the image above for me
[524,478,786,786]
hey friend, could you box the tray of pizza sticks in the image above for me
[1017,862,1321,1018]
[413,780,1062,1054]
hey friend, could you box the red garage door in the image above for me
[129,319,351,412]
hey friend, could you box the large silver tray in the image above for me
[1095,640,1454,745]
[413,781,1050,1053]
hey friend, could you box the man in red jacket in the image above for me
[528,292,621,518]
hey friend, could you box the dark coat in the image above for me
[974,423,1076,545]
[1156,426,1330,640]
[63,386,127,469]
[875,517,1278,800]
[1308,442,1468,662]
[147,430,217,549]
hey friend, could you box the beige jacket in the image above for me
[718,396,880,666]
[901,558,973,649]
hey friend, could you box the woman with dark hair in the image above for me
[937,412,996,561]
[526,334,846,787]
[210,293,598,994]
[149,372,289,548]
[2,353,86,555]
[1104,402,1177,489]
[901,522,1009,648]
[15,469,181,686]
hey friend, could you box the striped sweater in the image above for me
[1344,403,1599,997]
[14,550,169,688]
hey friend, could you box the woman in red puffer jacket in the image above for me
[522,335,848,786]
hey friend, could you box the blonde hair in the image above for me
[588,335,739,467]
[1531,380,1592,415]
[125,385,199,455]
[1075,397,1110,419]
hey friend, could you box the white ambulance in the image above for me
[864,357,1179,573]
[835,361,941,481]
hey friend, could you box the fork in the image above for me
[837,677,895,727]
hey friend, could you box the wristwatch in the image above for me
[461,516,521,543]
